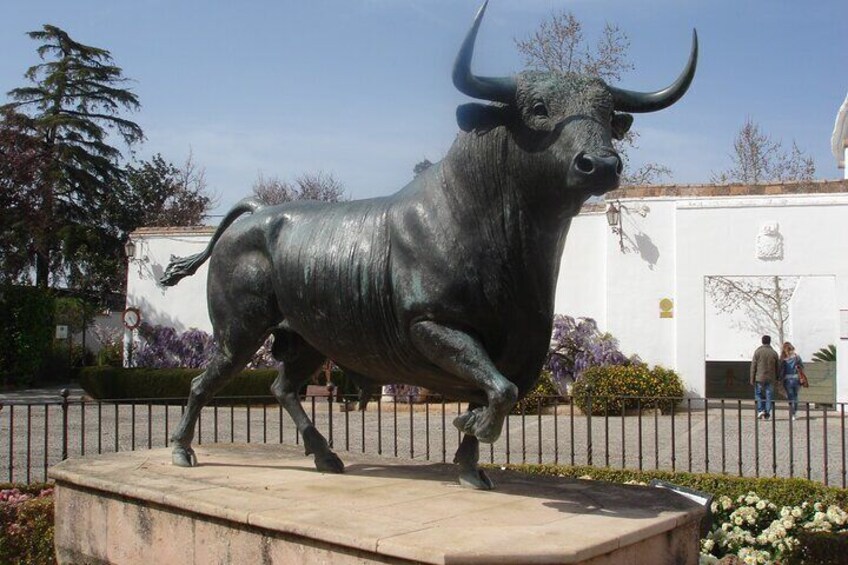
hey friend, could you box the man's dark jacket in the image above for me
[750,344,779,385]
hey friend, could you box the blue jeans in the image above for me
[783,376,800,415]
[754,382,773,415]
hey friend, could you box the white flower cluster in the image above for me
[700,491,848,564]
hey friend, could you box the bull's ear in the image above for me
[456,103,508,133]
[611,112,634,140]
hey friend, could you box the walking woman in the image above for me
[781,342,804,420]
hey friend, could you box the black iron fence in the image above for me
[1,391,845,488]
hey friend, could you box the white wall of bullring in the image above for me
[126,193,848,401]
[125,230,213,334]
[555,193,848,401]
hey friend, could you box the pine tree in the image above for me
[2,24,144,290]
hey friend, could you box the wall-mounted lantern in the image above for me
[605,200,624,252]
[124,238,136,260]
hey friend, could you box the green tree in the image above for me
[121,152,212,228]
[0,109,48,284]
[515,11,671,186]
[1,24,144,291]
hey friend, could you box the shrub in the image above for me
[783,530,848,564]
[812,345,837,363]
[134,324,277,369]
[544,315,638,396]
[135,323,215,369]
[512,370,560,414]
[0,285,55,386]
[571,364,685,415]
[79,366,279,401]
[496,464,848,564]
[0,485,55,565]
[701,492,848,563]
[78,366,361,402]
[91,323,124,367]
[493,464,848,510]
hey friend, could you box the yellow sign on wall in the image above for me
[659,298,674,319]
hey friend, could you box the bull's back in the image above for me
[261,200,414,376]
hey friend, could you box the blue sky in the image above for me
[1,0,846,216]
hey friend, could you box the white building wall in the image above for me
[125,231,213,333]
[555,193,848,400]
[789,277,838,361]
[128,192,848,401]
[675,196,848,398]
[554,214,606,325]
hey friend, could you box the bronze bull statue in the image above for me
[160,1,697,489]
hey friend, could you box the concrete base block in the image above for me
[50,444,704,564]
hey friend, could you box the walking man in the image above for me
[750,335,780,419]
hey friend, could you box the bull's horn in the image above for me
[452,0,517,103]
[610,29,698,113]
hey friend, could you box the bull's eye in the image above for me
[532,101,548,117]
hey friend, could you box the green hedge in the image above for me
[572,364,685,415]
[0,285,55,386]
[492,464,848,509]
[783,530,848,564]
[78,366,362,402]
[79,367,279,401]
[512,371,561,414]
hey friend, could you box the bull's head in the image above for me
[452,1,697,197]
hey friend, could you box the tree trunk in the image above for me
[35,249,49,288]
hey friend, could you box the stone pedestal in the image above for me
[50,444,704,564]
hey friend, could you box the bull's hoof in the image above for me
[172,445,197,467]
[453,409,501,444]
[314,451,345,474]
[458,467,494,490]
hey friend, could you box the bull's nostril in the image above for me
[575,154,594,174]
[615,157,623,176]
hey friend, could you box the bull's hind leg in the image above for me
[171,352,253,467]
[270,333,344,473]
[171,239,278,467]
[410,320,517,445]
[171,348,256,467]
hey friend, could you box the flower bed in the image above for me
[496,464,848,565]
[701,492,848,564]
[0,484,55,565]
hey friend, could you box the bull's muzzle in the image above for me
[568,151,623,194]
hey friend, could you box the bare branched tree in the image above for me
[705,275,799,346]
[515,11,669,186]
[413,159,434,177]
[252,172,347,205]
[710,118,816,184]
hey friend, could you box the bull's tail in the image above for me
[159,197,265,287]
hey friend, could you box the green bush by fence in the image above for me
[571,364,685,415]
[783,530,848,564]
[78,366,361,401]
[78,367,279,401]
[0,285,55,386]
[512,371,561,414]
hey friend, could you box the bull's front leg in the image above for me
[410,321,517,444]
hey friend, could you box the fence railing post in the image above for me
[586,387,593,467]
[61,388,70,461]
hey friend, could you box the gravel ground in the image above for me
[1,391,846,487]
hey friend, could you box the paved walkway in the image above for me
[0,385,87,403]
